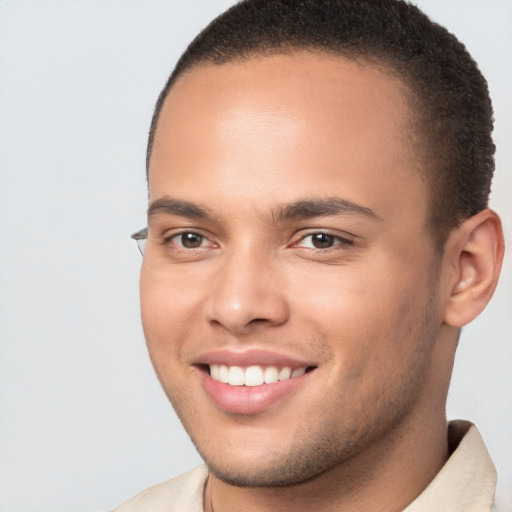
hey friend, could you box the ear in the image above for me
[443,209,504,328]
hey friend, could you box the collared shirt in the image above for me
[113,420,497,512]
[404,420,496,512]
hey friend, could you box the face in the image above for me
[141,53,445,487]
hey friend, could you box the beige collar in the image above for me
[404,420,496,512]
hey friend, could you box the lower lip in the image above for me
[200,370,310,415]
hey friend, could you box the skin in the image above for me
[140,52,504,512]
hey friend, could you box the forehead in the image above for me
[149,52,426,221]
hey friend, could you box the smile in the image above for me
[209,364,308,386]
[196,350,318,414]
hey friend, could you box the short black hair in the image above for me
[147,0,495,247]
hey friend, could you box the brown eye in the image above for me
[311,233,335,248]
[161,230,217,259]
[172,232,207,249]
[180,232,204,248]
[295,232,354,250]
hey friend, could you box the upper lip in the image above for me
[195,348,316,369]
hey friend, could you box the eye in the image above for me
[296,232,353,249]
[169,231,210,249]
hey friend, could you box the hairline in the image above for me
[146,48,456,254]
[147,46,421,172]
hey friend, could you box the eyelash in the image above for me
[293,231,354,250]
[162,231,215,250]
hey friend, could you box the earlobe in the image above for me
[443,209,504,328]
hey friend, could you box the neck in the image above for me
[204,412,449,512]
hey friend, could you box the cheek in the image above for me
[139,270,204,413]
[292,261,432,372]
[140,267,200,361]
[290,260,406,335]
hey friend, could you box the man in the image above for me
[116,0,505,510]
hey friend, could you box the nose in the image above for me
[205,249,290,334]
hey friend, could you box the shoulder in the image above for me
[112,465,208,512]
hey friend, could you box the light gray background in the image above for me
[0,1,510,511]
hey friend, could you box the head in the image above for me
[138,0,504,491]
[147,0,496,249]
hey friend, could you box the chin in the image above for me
[204,456,333,489]
[190,424,368,489]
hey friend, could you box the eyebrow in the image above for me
[148,197,214,219]
[272,197,381,222]
[147,196,380,223]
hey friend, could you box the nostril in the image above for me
[248,318,272,325]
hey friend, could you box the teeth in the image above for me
[278,367,291,381]
[245,366,264,386]
[264,366,279,384]
[218,364,229,383]
[291,367,306,378]
[210,364,220,380]
[228,366,245,386]
[209,364,309,386]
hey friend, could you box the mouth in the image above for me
[195,350,318,415]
